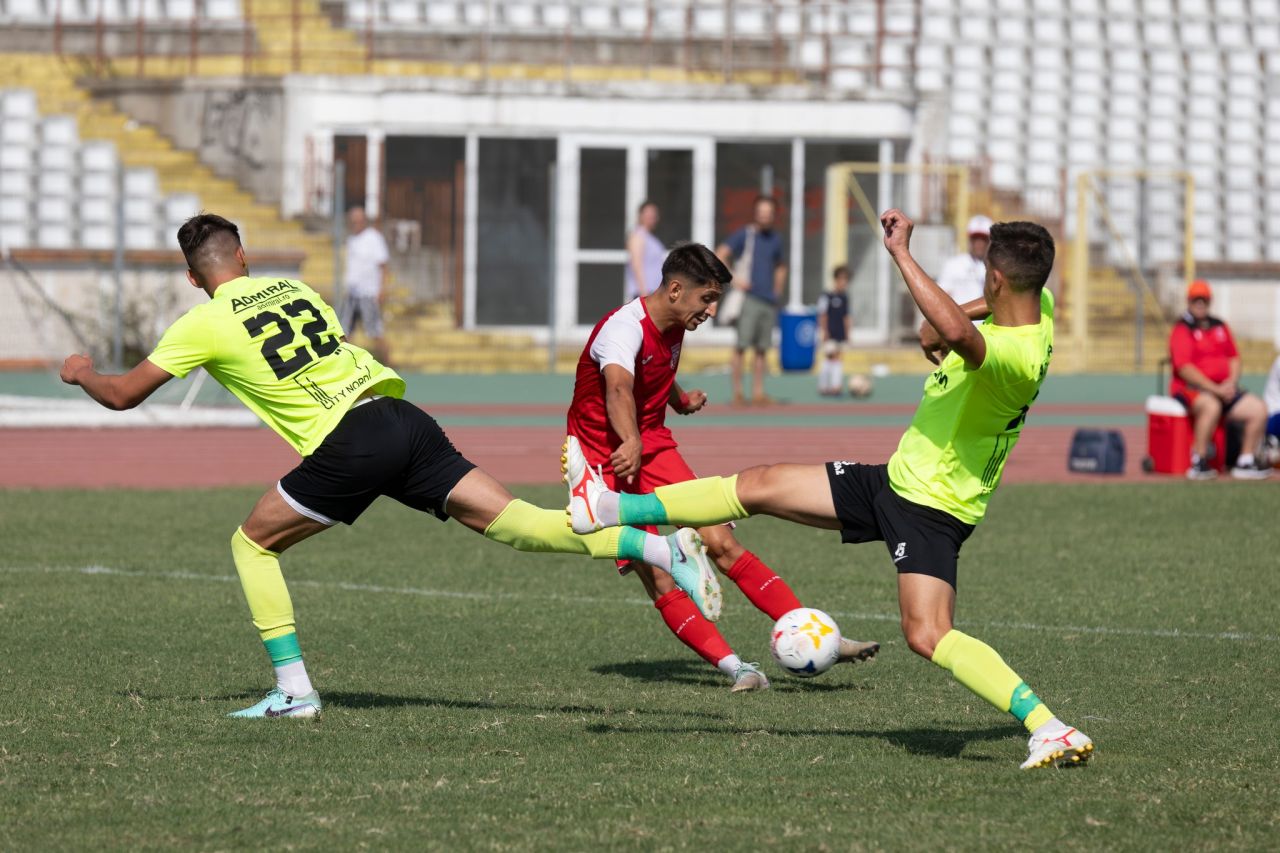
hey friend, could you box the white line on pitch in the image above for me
[3,564,1277,644]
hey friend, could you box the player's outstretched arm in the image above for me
[59,354,173,410]
[881,209,986,369]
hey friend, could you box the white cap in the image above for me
[967,215,993,236]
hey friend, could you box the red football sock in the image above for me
[725,551,803,621]
[655,589,734,666]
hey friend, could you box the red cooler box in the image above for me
[1145,395,1225,474]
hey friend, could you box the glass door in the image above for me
[558,135,714,333]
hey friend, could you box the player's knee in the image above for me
[698,526,743,569]
[900,618,948,659]
[735,464,779,511]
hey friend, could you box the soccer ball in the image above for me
[847,374,873,398]
[770,608,842,677]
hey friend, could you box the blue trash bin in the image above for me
[779,308,817,371]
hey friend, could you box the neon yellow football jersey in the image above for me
[147,275,405,456]
[887,288,1054,525]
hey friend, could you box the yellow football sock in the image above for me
[230,527,295,643]
[484,499,621,558]
[931,629,1054,732]
[643,475,748,528]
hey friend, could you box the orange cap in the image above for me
[1187,279,1212,301]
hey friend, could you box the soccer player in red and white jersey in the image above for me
[564,243,879,691]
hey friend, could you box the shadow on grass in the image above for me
[130,690,729,720]
[592,658,872,692]
[583,721,1019,761]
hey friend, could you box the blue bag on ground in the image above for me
[1068,429,1125,474]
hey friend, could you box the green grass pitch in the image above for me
[2,484,1278,849]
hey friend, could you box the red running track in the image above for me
[1,423,1163,489]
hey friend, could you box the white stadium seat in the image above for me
[3,0,45,19]
[0,144,32,171]
[203,0,239,19]
[79,197,116,223]
[36,224,74,249]
[0,196,30,223]
[423,1,457,24]
[81,224,115,250]
[386,0,421,24]
[36,171,75,197]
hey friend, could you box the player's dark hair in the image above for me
[177,213,242,279]
[637,199,657,214]
[833,264,850,279]
[660,242,732,290]
[987,221,1054,293]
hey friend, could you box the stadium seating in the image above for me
[0,87,199,251]
[0,0,242,21]
[915,0,1280,264]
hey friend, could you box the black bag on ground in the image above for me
[1068,429,1126,474]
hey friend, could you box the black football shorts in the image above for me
[824,461,975,589]
[278,397,476,525]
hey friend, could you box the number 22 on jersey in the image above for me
[242,298,341,380]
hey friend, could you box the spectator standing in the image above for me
[1169,279,1270,479]
[340,206,391,365]
[717,196,787,406]
[816,264,852,396]
[937,215,993,310]
[625,201,667,301]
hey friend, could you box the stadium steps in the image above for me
[0,53,335,289]
[377,303,934,376]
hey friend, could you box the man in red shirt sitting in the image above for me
[1169,279,1270,479]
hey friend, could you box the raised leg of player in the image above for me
[228,486,330,718]
[898,573,1092,769]
[596,464,845,531]
[449,468,722,618]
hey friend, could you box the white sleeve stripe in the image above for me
[589,303,645,375]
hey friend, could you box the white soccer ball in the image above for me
[770,608,842,678]
[847,374,873,398]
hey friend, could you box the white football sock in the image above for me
[275,660,314,697]
[1237,453,1255,467]
[642,534,672,571]
[1031,716,1069,738]
[596,491,621,528]
[717,654,742,678]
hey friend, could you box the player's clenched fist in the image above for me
[675,389,707,415]
[60,353,93,385]
[880,208,914,256]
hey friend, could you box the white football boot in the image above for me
[1020,726,1095,770]
[562,435,609,534]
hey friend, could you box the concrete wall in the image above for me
[0,255,301,365]
[109,80,286,208]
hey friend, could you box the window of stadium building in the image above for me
[475,138,556,325]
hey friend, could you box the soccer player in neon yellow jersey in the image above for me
[59,213,722,719]
[566,209,1095,769]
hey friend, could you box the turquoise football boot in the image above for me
[229,687,322,719]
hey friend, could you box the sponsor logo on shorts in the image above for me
[893,542,908,562]
[831,461,856,476]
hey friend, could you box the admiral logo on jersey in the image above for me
[231,281,301,313]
